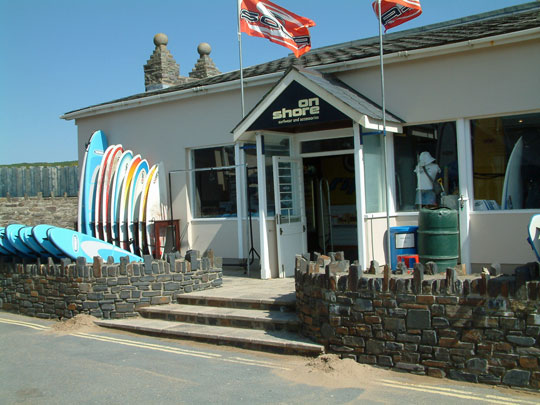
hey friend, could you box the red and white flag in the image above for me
[372,0,422,31]
[239,0,315,58]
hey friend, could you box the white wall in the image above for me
[337,38,540,124]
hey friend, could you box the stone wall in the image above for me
[0,253,222,320]
[295,256,540,389]
[0,195,78,229]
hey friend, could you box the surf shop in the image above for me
[62,3,540,278]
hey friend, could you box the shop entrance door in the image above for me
[303,154,358,261]
[272,156,307,277]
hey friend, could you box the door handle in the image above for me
[280,227,283,235]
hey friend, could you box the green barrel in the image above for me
[418,208,459,272]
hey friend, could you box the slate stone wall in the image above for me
[0,195,78,229]
[295,256,540,389]
[0,254,222,320]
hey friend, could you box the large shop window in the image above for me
[394,122,459,212]
[193,146,237,218]
[471,113,540,210]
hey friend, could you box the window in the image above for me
[192,146,237,218]
[394,122,459,211]
[263,134,291,216]
[471,113,540,210]
[363,134,386,213]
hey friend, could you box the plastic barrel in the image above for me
[418,208,459,272]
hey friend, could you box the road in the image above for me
[1,311,538,405]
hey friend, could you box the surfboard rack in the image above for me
[153,219,180,259]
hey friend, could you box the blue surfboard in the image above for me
[47,227,143,264]
[78,130,108,236]
[19,226,49,257]
[0,227,19,255]
[32,224,66,259]
[5,224,36,258]
[0,230,10,255]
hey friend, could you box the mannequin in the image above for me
[415,151,440,208]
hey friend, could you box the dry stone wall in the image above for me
[295,255,540,390]
[0,253,222,320]
[0,195,78,229]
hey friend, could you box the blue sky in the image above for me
[0,0,530,165]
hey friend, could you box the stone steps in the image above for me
[139,303,300,332]
[176,294,296,312]
[95,317,323,356]
[94,280,324,356]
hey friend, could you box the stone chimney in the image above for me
[144,33,190,92]
[189,43,221,79]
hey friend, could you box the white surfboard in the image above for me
[127,159,149,254]
[101,145,124,243]
[94,145,116,239]
[502,136,523,210]
[119,155,142,250]
[528,214,540,262]
[139,164,157,255]
[109,150,133,246]
[145,162,169,258]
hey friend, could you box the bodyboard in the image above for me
[47,227,143,264]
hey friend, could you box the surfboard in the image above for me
[101,145,124,243]
[139,164,157,255]
[47,227,143,264]
[109,150,134,246]
[0,243,9,256]
[5,224,36,258]
[119,155,142,250]
[127,159,149,254]
[528,214,540,262]
[32,224,66,259]
[502,136,523,210]
[88,165,101,238]
[145,162,168,258]
[78,130,108,235]
[19,226,49,257]
[94,145,116,240]
[0,227,19,256]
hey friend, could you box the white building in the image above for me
[63,3,540,278]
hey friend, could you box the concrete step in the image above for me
[139,303,300,332]
[95,317,324,356]
[177,294,296,312]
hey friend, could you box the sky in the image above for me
[0,0,532,165]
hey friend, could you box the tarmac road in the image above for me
[1,311,538,405]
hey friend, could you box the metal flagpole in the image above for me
[377,0,392,268]
[237,0,245,117]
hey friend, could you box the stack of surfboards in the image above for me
[78,130,169,259]
[0,224,142,263]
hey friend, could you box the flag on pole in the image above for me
[239,0,315,58]
[372,0,422,31]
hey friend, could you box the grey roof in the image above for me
[65,2,540,116]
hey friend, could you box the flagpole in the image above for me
[377,0,392,269]
[237,0,245,118]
